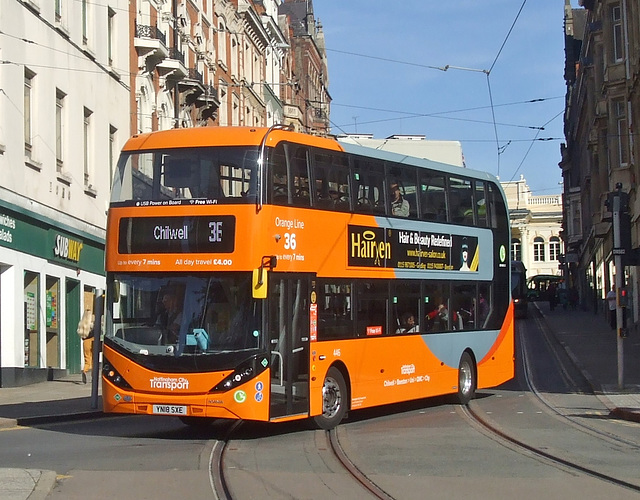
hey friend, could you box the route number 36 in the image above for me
[284,233,297,250]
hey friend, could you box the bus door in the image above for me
[268,275,310,419]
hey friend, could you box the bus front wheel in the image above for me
[314,367,348,430]
[457,352,476,405]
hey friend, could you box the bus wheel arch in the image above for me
[313,363,350,430]
[457,350,477,405]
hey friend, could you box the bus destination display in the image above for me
[118,216,235,254]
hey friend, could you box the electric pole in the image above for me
[608,182,630,389]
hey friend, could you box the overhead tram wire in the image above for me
[507,109,564,184]
[332,96,563,118]
[326,48,450,72]
[485,0,528,178]
[327,1,530,179]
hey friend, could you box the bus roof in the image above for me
[121,126,501,186]
[121,126,345,152]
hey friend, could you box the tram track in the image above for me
[327,427,396,500]
[458,308,640,495]
[525,307,640,449]
[208,421,396,499]
[461,403,640,494]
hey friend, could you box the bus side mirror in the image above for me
[252,255,277,299]
[252,269,268,299]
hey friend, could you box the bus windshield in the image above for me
[111,146,260,204]
[106,273,262,358]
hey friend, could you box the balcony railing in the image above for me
[168,47,185,65]
[186,68,203,84]
[529,195,562,206]
[196,84,219,107]
[135,23,166,46]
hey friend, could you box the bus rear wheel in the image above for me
[313,367,348,430]
[457,352,476,405]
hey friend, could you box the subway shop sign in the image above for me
[52,232,84,264]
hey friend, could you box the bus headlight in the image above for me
[102,360,132,389]
[210,356,268,393]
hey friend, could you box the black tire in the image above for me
[313,366,348,430]
[457,352,476,405]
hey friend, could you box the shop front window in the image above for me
[46,276,61,368]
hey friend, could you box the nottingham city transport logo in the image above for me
[149,376,189,391]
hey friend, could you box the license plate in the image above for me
[152,404,187,415]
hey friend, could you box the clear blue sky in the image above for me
[314,1,574,196]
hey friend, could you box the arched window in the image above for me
[533,236,545,262]
[511,238,521,262]
[549,236,561,261]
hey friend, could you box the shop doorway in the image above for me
[65,279,81,373]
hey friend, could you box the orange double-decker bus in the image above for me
[103,125,513,429]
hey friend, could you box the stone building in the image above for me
[131,0,330,134]
[561,0,640,320]
[0,0,330,387]
[278,0,330,134]
[0,0,130,385]
[501,177,564,280]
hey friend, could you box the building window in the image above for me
[511,238,522,262]
[109,125,117,183]
[24,69,35,157]
[231,37,238,78]
[533,236,545,262]
[83,107,92,186]
[614,99,629,166]
[570,198,582,237]
[56,89,65,172]
[108,7,115,66]
[55,0,62,21]
[82,0,88,44]
[612,5,624,62]
[549,236,561,261]
[45,276,61,368]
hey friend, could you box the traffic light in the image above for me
[606,186,635,265]
[617,287,629,307]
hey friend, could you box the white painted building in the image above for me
[0,0,130,386]
[502,176,564,278]
[337,134,465,168]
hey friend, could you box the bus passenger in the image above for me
[390,182,409,217]
[156,290,183,344]
[396,312,419,333]
[426,303,459,331]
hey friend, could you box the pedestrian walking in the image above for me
[568,286,578,310]
[547,282,558,311]
[606,286,616,330]
[557,286,568,310]
[77,309,95,384]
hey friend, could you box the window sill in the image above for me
[84,185,97,198]
[55,22,70,39]
[57,172,72,186]
[25,156,42,172]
